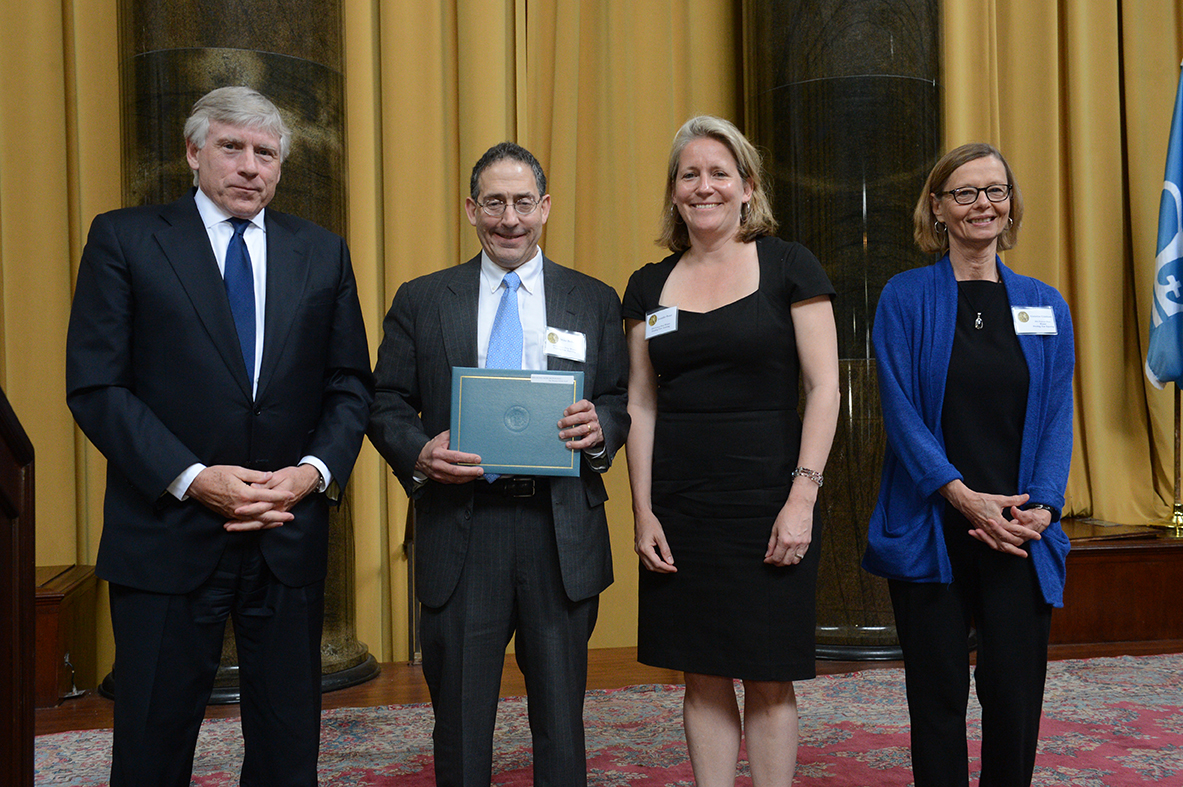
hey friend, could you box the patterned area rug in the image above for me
[36,653,1183,785]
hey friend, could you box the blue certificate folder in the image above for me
[450,367,584,476]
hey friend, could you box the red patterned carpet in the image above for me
[35,653,1183,785]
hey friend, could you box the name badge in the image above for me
[544,326,586,362]
[1011,306,1057,335]
[645,306,678,339]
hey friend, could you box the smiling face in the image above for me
[672,137,753,245]
[932,155,1011,256]
[465,159,551,271]
[186,119,282,219]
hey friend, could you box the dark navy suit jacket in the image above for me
[67,190,373,593]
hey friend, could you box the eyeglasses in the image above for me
[937,184,1012,205]
[478,198,541,217]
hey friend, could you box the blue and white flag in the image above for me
[1147,63,1183,388]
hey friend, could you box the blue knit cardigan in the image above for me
[862,256,1075,607]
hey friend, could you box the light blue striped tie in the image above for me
[486,272,522,370]
[484,271,522,482]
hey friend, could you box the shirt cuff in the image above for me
[169,463,206,501]
[299,456,331,493]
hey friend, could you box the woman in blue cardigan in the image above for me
[864,143,1074,787]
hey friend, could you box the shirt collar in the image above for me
[480,247,543,295]
[193,188,266,232]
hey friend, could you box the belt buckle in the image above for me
[508,478,535,498]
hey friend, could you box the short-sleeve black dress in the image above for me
[622,235,835,681]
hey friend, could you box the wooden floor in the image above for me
[34,641,1183,737]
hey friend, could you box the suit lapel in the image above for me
[439,256,481,369]
[156,194,253,399]
[257,211,309,400]
[543,257,580,372]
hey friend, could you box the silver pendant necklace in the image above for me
[958,282,988,330]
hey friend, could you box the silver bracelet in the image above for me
[1026,503,1054,512]
[792,466,824,487]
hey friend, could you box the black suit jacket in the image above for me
[66,191,373,593]
[367,254,629,608]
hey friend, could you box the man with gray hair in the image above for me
[66,86,372,786]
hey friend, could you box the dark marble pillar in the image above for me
[118,0,345,231]
[109,0,376,700]
[743,0,940,658]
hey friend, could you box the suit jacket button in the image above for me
[253,407,262,416]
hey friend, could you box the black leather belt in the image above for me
[474,476,547,498]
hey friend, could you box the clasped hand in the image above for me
[942,480,1050,557]
[188,464,321,532]
[416,400,603,484]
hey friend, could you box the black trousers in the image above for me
[420,489,599,787]
[108,535,325,787]
[888,521,1052,787]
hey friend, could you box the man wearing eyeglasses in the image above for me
[367,141,629,786]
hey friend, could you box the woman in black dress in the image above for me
[623,116,839,786]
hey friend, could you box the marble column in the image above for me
[108,0,376,701]
[743,0,940,658]
[119,0,345,231]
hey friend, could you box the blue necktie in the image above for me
[486,272,523,370]
[224,217,255,386]
[484,271,523,481]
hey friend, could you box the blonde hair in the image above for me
[913,142,1023,255]
[658,115,777,252]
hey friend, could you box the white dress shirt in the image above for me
[477,247,547,370]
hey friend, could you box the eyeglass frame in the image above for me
[935,184,1013,205]
[477,197,542,217]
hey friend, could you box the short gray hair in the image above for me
[184,87,291,184]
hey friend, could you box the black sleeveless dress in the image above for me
[622,236,835,681]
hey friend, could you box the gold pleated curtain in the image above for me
[1,0,1180,665]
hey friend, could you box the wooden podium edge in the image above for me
[0,387,36,787]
